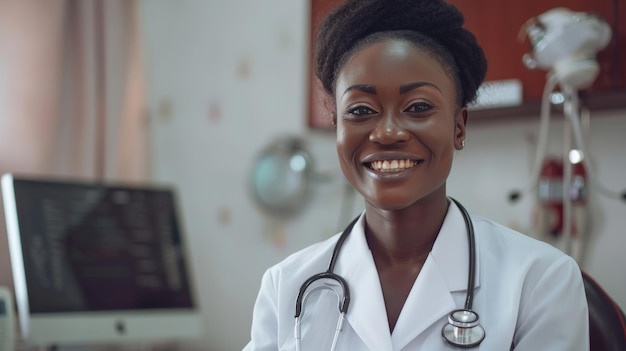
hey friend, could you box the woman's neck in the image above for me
[363,195,449,265]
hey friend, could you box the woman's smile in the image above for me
[368,159,419,172]
[361,151,425,181]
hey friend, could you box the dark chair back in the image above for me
[582,270,626,351]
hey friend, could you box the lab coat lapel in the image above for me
[335,213,394,351]
[392,201,481,349]
[392,257,455,348]
[432,200,481,294]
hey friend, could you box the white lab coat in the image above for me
[243,201,589,350]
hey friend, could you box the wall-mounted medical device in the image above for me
[512,8,614,203]
[520,7,611,89]
[249,136,316,218]
[512,8,624,262]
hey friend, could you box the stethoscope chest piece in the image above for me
[442,309,485,348]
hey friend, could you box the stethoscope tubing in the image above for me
[451,197,476,311]
[294,198,484,349]
[294,215,359,319]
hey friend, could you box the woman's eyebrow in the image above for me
[343,84,377,96]
[399,81,442,94]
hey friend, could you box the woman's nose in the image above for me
[368,114,410,144]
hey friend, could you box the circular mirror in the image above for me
[250,136,314,217]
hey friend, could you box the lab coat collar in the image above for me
[393,200,481,349]
[333,213,393,350]
[430,199,481,293]
[332,200,480,350]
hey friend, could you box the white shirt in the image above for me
[243,201,589,350]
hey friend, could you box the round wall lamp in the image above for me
[249,136,315,218]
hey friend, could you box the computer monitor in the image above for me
[1,174,203,348]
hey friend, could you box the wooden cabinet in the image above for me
[307,0,625,129]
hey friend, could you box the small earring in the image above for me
[457,139,465,150]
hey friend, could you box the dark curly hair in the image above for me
[314,0,487,109]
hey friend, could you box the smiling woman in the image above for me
[334,40,461,214]
[243,1,589,350]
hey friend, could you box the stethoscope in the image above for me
[294,198,485,350]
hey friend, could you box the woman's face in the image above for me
[334,38,466,211]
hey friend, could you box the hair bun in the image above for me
[315,0,487,107]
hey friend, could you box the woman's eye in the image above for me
[404,102,432,113]
[347,106,376,116]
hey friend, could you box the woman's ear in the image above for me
[455,108,468,150]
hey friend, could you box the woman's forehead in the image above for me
[336,39,454,93]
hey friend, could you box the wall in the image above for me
[139,1,340,350]
[139,1,626,350]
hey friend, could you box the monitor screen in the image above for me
[1,174,202,347]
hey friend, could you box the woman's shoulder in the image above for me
[471,215,583,302]
[267,233,341,281]
[471,214,575,266]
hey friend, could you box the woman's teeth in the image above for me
[369,159,417,172]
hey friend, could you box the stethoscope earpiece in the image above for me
[442,309,485,348]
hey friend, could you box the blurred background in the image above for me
[0,0,625,350]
